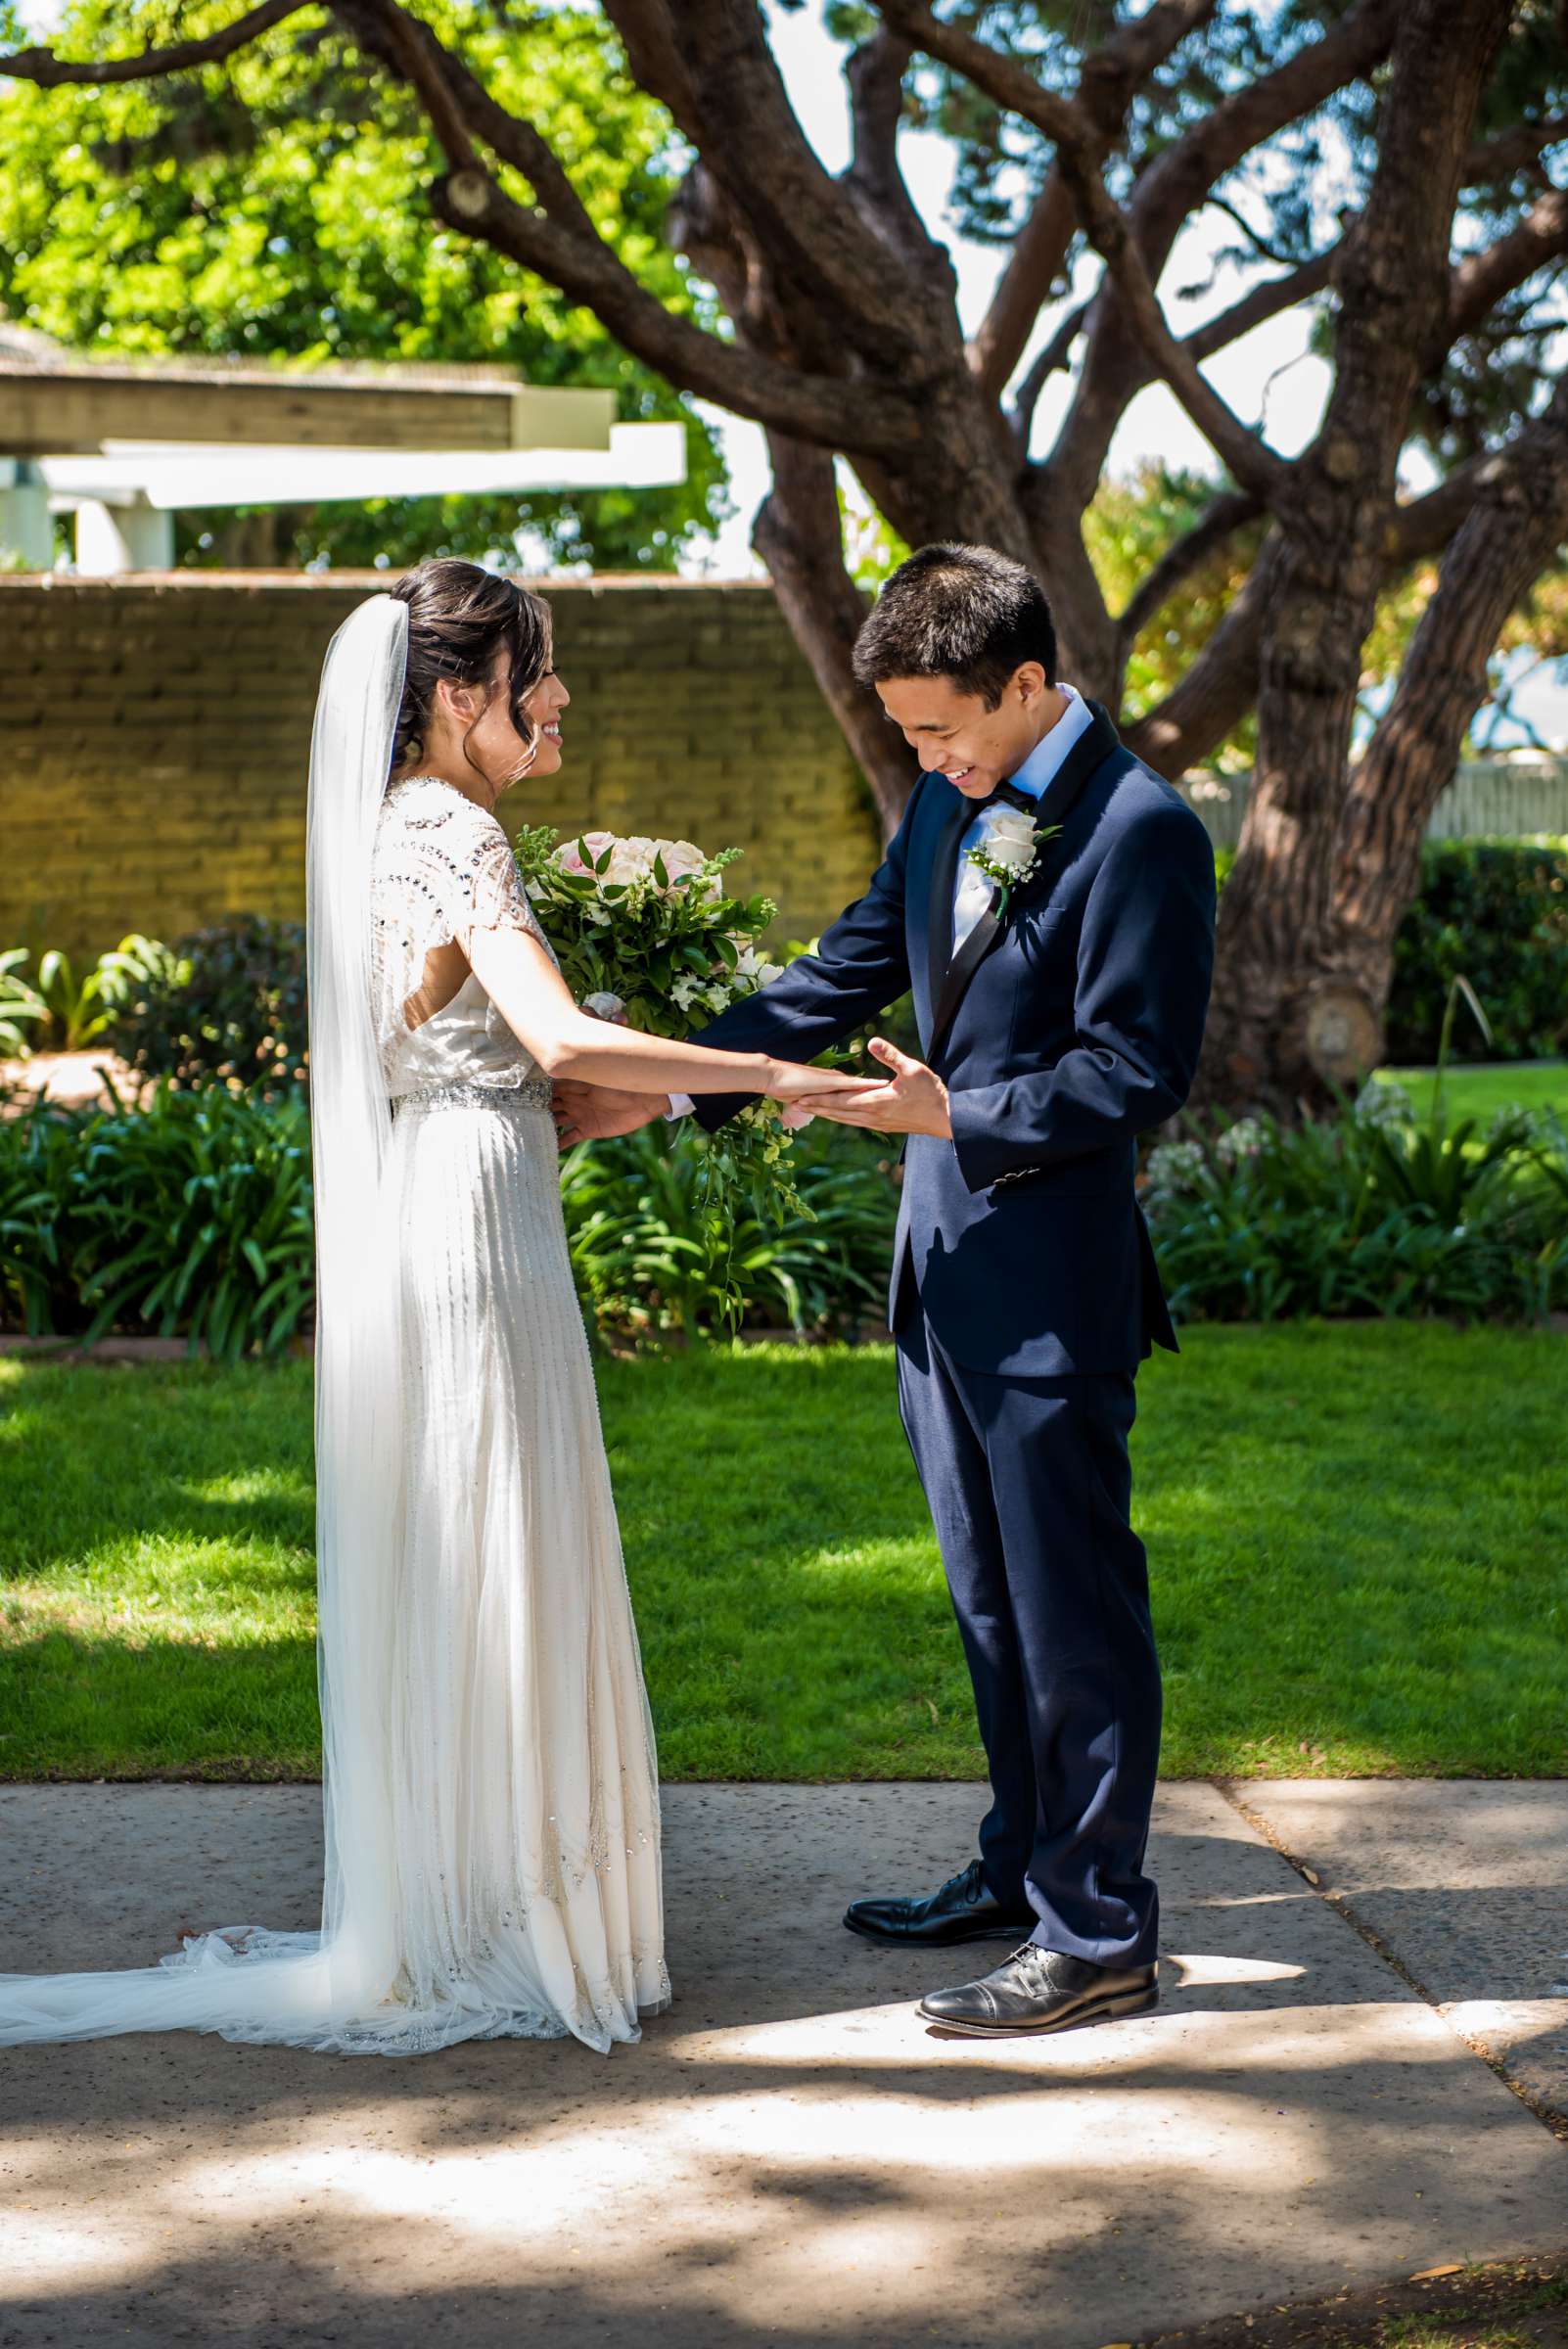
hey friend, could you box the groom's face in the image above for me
[875,666,1050,800]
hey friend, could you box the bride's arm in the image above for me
[469,924,864,1103]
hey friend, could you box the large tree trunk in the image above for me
[1192,0,1515,1115]
[753,433,917,837]
[1324,378,1568,1047]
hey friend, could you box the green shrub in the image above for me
[0,1082,313,1359]
[108,914,308,1097]
[0,947,47,1061]
[0,936,173,1059]
[0,1086,898,1355]
[4,1069,1558,1355]
[562,1120,898,1341]
[1143,1081,1566,1324]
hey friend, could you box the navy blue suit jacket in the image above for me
[689,702,1218,1375]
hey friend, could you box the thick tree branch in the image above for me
[431,168,918,456]
[974,172,1080,405]
[878,0,1291,505]
[1047,0,1400,505]
[0,0,314,85]
[1182,247,1338,361]
[872,1,1080,144]
[623,0,930,364]
[1122,532,1280,777]
[753,436,916,845]
[1330,370,1568,962]
[1117,490,1263,650]
[1445,183,1568,345]
[326,1,923,459]
[1010,296,1092,443]
[969,0,1219,402]
[1054,153,1292,505]
[1461,113,1568,182]
[596,0,702,128]
[844,27,929,258]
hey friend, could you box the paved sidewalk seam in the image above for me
[1219,1777,1568,2146]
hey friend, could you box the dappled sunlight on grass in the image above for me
[0,1324,1563,1778]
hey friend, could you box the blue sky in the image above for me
[11,0,1565,741]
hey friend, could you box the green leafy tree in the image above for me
[0,0,729,570]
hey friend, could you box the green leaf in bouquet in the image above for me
[653,851,669,891]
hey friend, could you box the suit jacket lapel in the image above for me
[922,791,973,1033]
[926,699,1121,1061]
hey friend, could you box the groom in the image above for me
[558,542,1216,2036]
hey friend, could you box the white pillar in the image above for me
[74,497,175,575]
[0,461,54,570]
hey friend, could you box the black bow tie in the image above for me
[987,781,1036,813]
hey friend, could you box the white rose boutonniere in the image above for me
[966,805,1062,916]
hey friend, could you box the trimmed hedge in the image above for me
[1387,838,1568,1064]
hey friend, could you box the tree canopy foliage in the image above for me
[0,0,728,570]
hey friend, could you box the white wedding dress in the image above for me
[348,773,670,2051]
[0,610,669,2059]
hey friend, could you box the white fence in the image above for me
[1179,755,1568,852]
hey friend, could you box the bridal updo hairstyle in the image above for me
[851,541,1057,709]
[391,557,554,786]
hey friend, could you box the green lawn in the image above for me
[1377,1058,1567,1126]
[2,1323,1563,1782]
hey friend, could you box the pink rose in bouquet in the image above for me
[554,830,617,878]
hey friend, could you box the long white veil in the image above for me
[0,594,411,2050]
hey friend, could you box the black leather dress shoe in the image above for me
[844,1859,1036,1948]
[919,1944,1158,2036]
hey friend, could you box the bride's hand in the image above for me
[784,1038,953,1138]
[764,1059,879,1105]
[554,1079,668,1147]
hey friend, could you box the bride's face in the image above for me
[441,651,570,798]
[518,662,570,781]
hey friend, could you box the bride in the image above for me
[0,557,860,2058]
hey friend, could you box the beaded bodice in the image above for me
[370,774,558,1100]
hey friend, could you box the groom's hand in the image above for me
[791,1037,951,1137]
[553,1079,669,1148]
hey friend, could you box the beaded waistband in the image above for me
[391,1077,554,1116]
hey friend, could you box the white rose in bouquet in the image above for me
[606,835,661,888]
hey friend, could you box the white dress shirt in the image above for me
[949,682,1091,952]
[668,683,1090,1114]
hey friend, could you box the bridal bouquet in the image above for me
[512,824,816,1232]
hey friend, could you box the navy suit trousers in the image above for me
[895,1311,1162,1970]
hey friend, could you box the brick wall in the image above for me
[0,572,881,965]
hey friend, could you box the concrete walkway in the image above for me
[0,1780,1563,2349]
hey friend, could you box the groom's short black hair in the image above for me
[852,542,1057,710]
